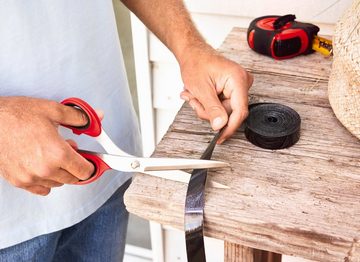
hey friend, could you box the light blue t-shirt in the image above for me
[0,0,142,248]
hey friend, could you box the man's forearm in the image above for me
[121,0,210,64]
[122,0,253,143]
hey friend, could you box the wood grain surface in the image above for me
[124,28,360,261]
[224,242,282,262]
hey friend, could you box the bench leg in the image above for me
[224,241,282,262]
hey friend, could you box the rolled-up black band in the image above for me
[245,103,301,149]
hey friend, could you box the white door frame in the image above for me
[130,14,165,262]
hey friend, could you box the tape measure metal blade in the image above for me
[312,35,333,56]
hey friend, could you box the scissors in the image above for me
[60,97,229,188]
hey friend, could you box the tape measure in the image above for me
[247,15,332,59]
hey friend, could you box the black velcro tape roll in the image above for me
[245,103,301,149]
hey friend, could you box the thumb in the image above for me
[95,109,104,121]
[200,93,228,131]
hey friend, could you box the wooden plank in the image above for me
[126,119,360,261]
[224,242,282,262]
[253,249,282,262]
[224,242,254,262]
[124,27,360,261]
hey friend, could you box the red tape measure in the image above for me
[247,14,320,59]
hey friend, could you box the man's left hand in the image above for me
[179,45,253,144]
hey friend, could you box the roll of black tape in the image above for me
[245,103,301,149]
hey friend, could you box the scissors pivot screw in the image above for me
[131,160,141,170]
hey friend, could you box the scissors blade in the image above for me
[78,150,229,188]
[136,157,229,171]
[143,170,230,189]
[88,152,229,172]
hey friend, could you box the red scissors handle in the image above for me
[76,151,111,185]
[61,97,102,137]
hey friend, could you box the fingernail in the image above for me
[212,117,225,130]
[180,94,190,102]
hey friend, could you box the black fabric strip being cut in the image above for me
[184,131,221,262]
[245,103,301,149]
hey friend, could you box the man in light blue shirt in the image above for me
[0,0,253,261]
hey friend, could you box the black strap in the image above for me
[184,131,221,262]
[273,14,296,30]
[245,103,301,149]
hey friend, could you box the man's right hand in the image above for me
[0,96,95,196]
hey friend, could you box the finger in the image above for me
[95,109,104,121]
[10,167,74,187]
[218,85,249,144]
[180,90,191,102]
[50,168,80,184]
[24,185,51,196]
[36,179,64,188]
[221,99,232,115]
[59,144,94,181]
[217,69,252,143]
[189,98,208,120]
[222,71,253,99]
[189,90,232,115]
[180,91,208,120]
[66,139,78,150]
[51,103,89,127]
[18,174,64,188]
[192,85,228,131]
[218,107,248,144]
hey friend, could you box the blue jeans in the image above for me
[0,179,131,262]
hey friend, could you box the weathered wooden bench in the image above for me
[124,28,360,261]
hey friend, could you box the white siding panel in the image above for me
[163,228,224,262]
[152,63,184,142]
[184,0,352,24]
[131,14,156,157]
[149,14,258,62]
[149,37,176,63]
[152,62,183,110]
[155,109,180,143]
